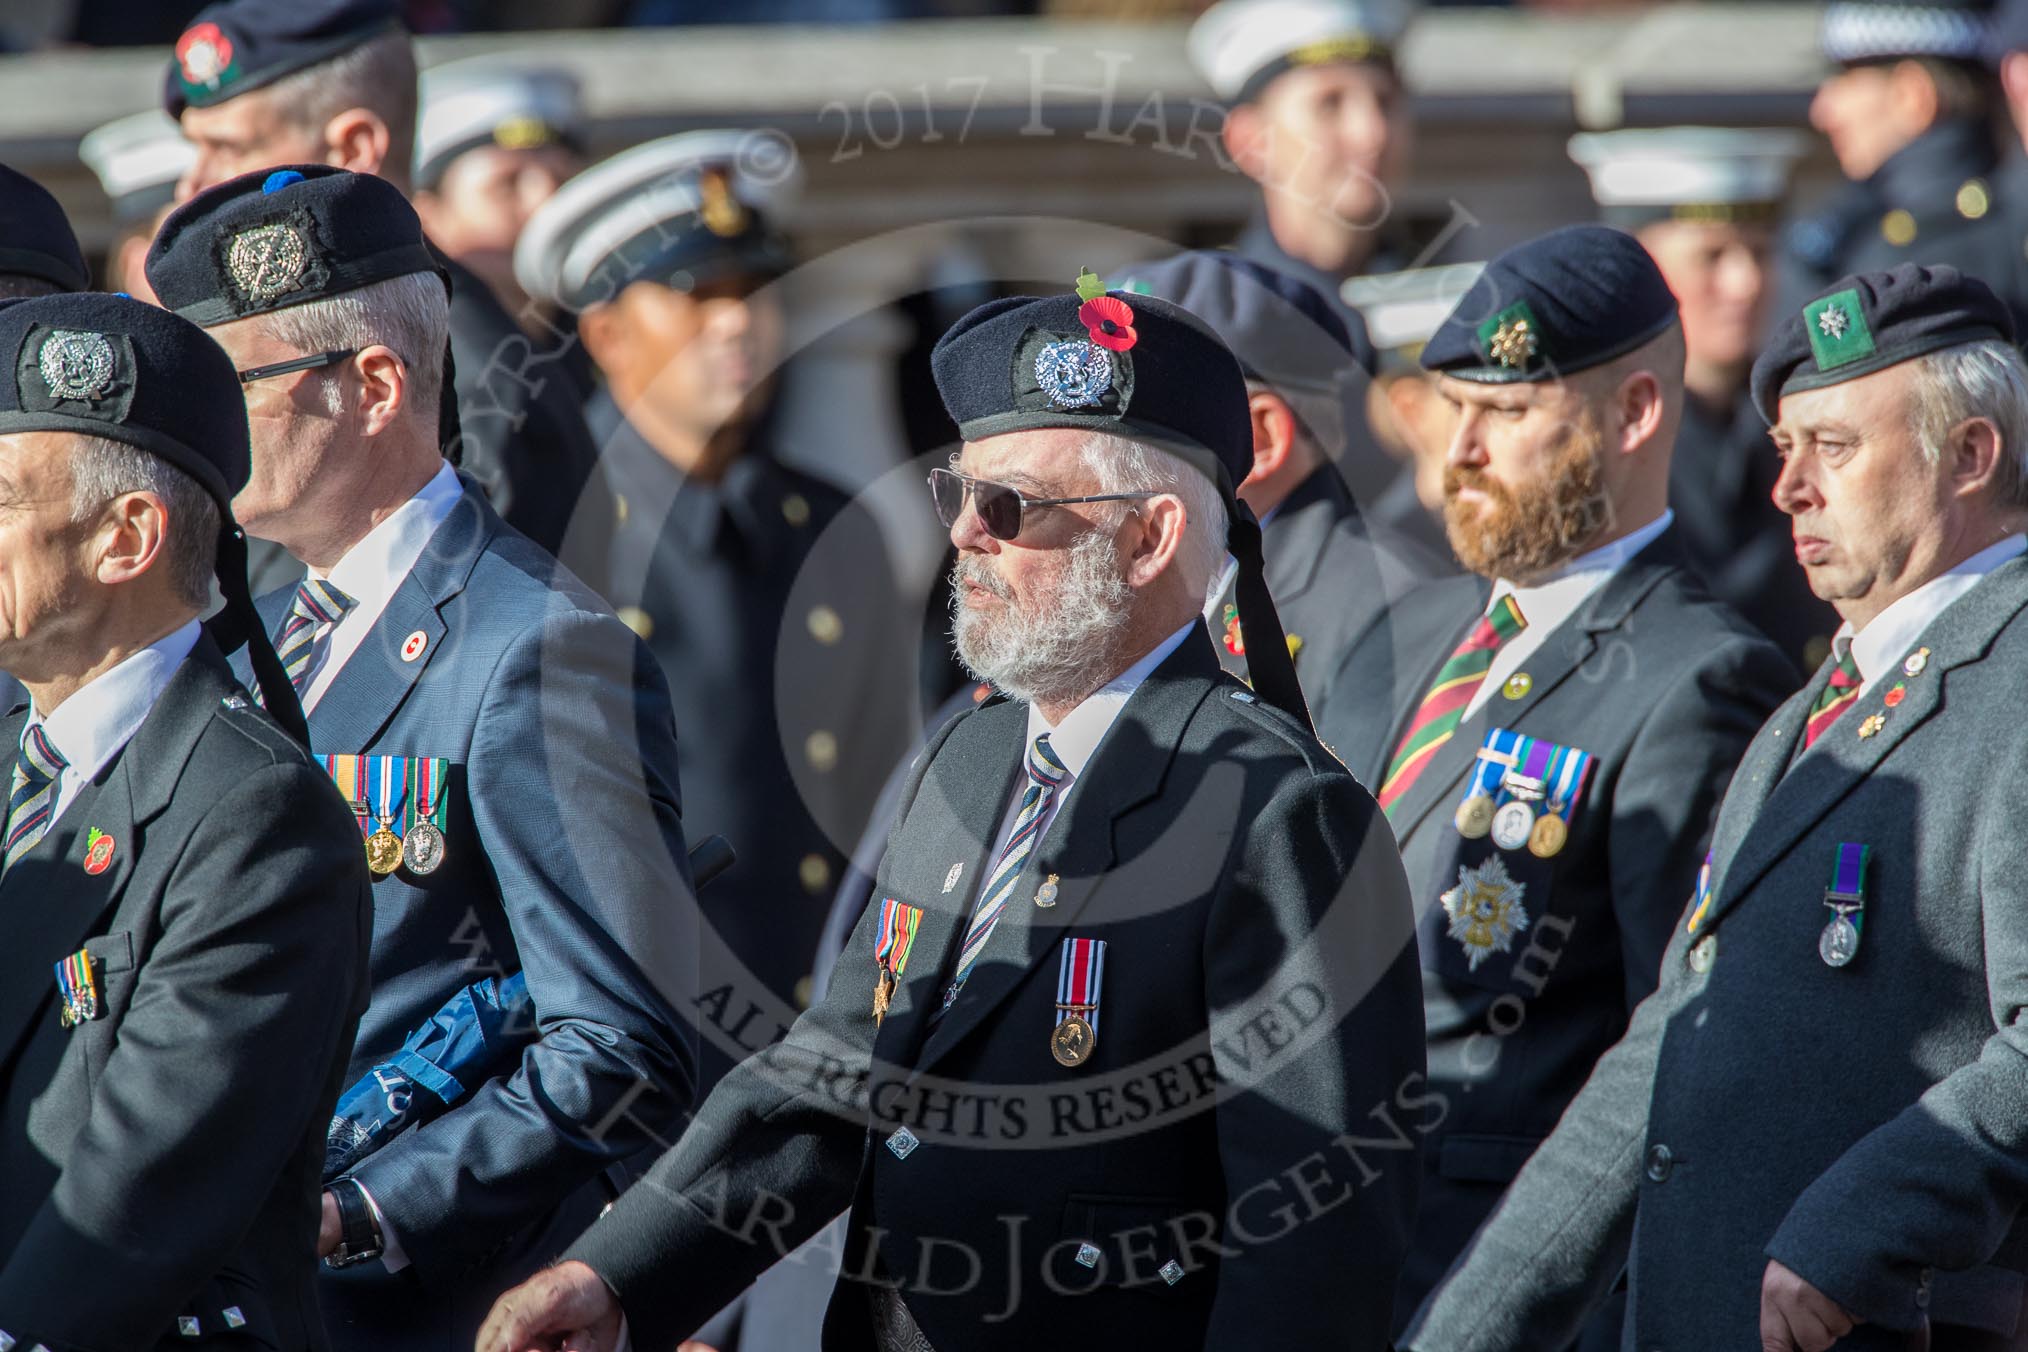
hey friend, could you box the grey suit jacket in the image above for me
[0,634,371,1351]
[1406,555,2028,1351]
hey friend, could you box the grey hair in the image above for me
[257,271,449,427]
[1077,430,1230,607]
[68,436,219,608]
[1908,339,2028,510]
[264,30,419,183]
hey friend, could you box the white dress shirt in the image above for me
[1835,533,2026,694]
[972,621,1197,907]
[20,620,201,830]
[296,462,462,711]
[1468,510,1675,720]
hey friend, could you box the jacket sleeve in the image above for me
[1610,634,1795,1006]
[1765,732,2028,1330]
[1400,917,1699,1352]
[0,762,371,1351]
[560,715,963,1352]
[348,608,697,1279]
[1202,770,1426,1350]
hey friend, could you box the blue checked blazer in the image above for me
[236,476,697,1351]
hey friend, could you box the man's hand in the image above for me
[1760,1259,1860,1352]
[478,1261,625,1352]
[317,1191,342,1260]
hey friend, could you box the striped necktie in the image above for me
[1803,648,1864,748]
[935,733,1069,1019]
[269,578,357,697]
[4,724,68,872]
[1377,595,1528,817]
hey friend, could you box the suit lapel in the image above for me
[909,636,1219,1077]
[1364,575,1489,788]
[1388,532,1688,841]
[306,482,494,750]
[1704,562,2028,928]
[0,640,231,1071]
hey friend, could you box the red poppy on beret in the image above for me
[1078,295,1138,352]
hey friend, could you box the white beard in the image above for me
[950,529,1133,708]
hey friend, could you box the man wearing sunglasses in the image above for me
[483,279,1424,1351]
[1314,226,1796,1346]
[145,164,698,1352]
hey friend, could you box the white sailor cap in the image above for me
[1341,262,1484,356]
[1821,0,1996,64]
[1567,127,1810,229]
[1188,0,1414,104]
[415,59,584,191]
[513,129,802,312]
[79,110,197,225]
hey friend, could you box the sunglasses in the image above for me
[236,348,357,385]
[927,467,1154,541]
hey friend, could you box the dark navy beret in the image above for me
[0,292,246,507]
[164,0,401,118]
[1750,263,2013,423]
[1421,224,1678,384]
[931,278,1253,498]
[1120,249,1375,383]
[147,165,443,327]
[0,165,88,293]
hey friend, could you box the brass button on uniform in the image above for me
[616,606,654,640]
[782,493,811,528]
[805,730,838,772]
[807,605,843,645]
[1957,178,1990,220]
[799,852,831,893]
[1881,209,1917,247]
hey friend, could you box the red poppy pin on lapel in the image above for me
[401,630,428,663]
[83,827,114,876]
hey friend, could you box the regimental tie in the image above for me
[1377,595,1528,817]
[1803,647,1864,748]
[267,577,358,699]
[933,733,1068,1021]
[3,724,68,871]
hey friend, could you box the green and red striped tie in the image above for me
[1378,595,1527,818]
[1803,648,1864,748]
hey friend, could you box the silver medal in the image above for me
[1819,911,1860,967]
[1490,800,1536,852]
[402,819,445,875]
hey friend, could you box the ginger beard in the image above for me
[950,521,1134,708]
[1442,404,1614,582]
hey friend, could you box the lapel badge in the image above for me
[400,630,428,663]
[941,862,963,894]
[82,827,115,876]
[1284,633,1303,659]
[1034,873,1061,908]
[1903,647,1930,676]
[885,1126,921,1159]
[1883,683,1906,708]
[1502,672,1532,700]
[1857,713,1885,739]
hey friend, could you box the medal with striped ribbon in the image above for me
[871,897,923,1023]
[1820,842,1869,968]
[1051,937,1106,1067]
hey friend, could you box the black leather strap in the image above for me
[323,1178,382,1269]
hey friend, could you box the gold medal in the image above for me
[1527,813,1568,858]
[1454,794,1495,839]
[872,970,894,1023]
[365,823,403,876]
[1051,1015,1095,1067]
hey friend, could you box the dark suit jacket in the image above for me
[0,634,371,1351]
[236,479,696,1352]
[563,631,1426,1350]
[1313,527,1795,1331]
[1407,554,2028,1352]
[1211,463,1435,713]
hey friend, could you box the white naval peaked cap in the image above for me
[79,110,197,225]
[1567,127,1810,227]
[1188,0,1414,103]
[415,58,584,190]
[1341,262,1485,353]
[513,129,803,312]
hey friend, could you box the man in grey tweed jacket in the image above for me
[1405,264,2028,1352]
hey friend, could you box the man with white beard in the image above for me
[480,277,1426,1351]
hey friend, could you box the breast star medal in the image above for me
[1441,854,1531,971]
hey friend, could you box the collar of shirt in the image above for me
[300,461,463,713]
[1836,533,2027,692]
[1468,511,1673,720]
[27,618,200,822]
